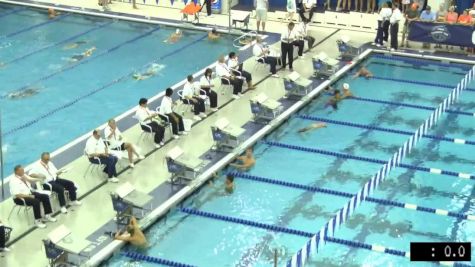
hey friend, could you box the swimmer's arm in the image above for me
[129,216,138,226]
[114,232,131,241]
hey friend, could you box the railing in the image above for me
[233,30,257,48]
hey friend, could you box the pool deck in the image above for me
[1,1,474,266]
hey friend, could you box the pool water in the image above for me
[0,4,235,174]
[107,48,475,265]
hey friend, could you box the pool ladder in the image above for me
[233,31,258,49]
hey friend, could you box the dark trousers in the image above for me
[0,226,5,248]
[167,113,185,135]
[232,67,252,83]
[374,20,384,45]
[390,22,399,50]
[298,5,316,22]
[89,155,117,178]
[14,192,52,220]
[293,37,316,56]
[43,178,77,207]
[259,56,278,74]
[221,78,243,95]
[201,88,218,108]
[184,97,206,115]
[141,121,164,144]
[200,0,212,16]
[382,20,390,42]
[281,42,294,69]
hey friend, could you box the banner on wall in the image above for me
[408,21,475,47]
[211,0,221,12]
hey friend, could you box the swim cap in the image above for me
[343,83,350,90]
[176,29,180,34]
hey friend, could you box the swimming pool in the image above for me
[0,3,235,175]
[106,53,475,266]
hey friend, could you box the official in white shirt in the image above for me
[216,55,244,99]
[29,152,81,214]
[374,3,392,46]
[281,22,297,71]
[253,37,279,77]
[105,119,144,168]
[389,4,402,51]
[183,75,207,121]
[160,88,185,138]
[136,98,165,148]
[293,21,316,57]
[200,68,219,111]
[85,129,118,182]
[10,165,57,228]
[228,52,255,90]
[298,0,316,23]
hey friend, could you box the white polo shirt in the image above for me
[227,58,239,69]
[390,8,402,24]
[10,175,33,196]
[216,62,231,77]
[30,161,58,182]
[303,0,316,8]
[253,43,266,57]
[379,7,392,21]
[281,27,297,43]
[200,76,212,88]
[135,106,154,123]
[256,0,267,10]
[297,22,307,38]
[104,126,123,149]
[85,136,106,156]
[160,96,173,115]
[182,81,196,98]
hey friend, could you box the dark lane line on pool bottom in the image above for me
[0,21,114,68]
[2,13,71,39]
[371,76,475,93]
[2,33,207,137]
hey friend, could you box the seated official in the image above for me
[200,68,219,112]
[183,75,207,121]
[228,52,255,90]
[0,220,10,252]
[136,98,166,148]
[253,37,279,77]
[160,88,186,139]
[105,119,144,168]
[29,152,81,214]
[85,129,119,183]
[216,55,244,99]
[114,216,148,249]
[293,21,315,57]
[10,165,57,228]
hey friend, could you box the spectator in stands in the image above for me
[373,2,392,47]
[208,28,220,41]
[216,55,244,99]
[255,0,268,32]
[293,21,316,57]
[367,0,376,13]
[105,119,144,168]
[183,75,207,121]
[0,221,10,252]
[85,129,119,182]
[336,0,351,11]
[389,3,402,51]
[458,9,473,25]
[355,0,363,12]
[298,0,317,23]
[10,165,57,228]
[253,37,279,77]
[29,152,81,214]
[286,0,297,21]
[445,6,458,24]
[200,68,219,111]
[228,52,255,90]
[161,88,186,138]
[470,3,475,18]
[135,98,165,148]
[400,3,419,48]
[420,6,436,21]
[436,3,448,22]
[114,216,148,249]
[281,22,297,71]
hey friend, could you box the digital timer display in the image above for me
[410,242,471,262]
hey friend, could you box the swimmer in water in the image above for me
[114,216,148,249]
[225,175,235,194]
[325,89,341,110]
[48,8,57,19]
[164,29,182,44]
[63,40,88,50]
[7,87,40,100]
[132,63,162,80]
[352,67,373,79]
[341,83,353,99]
[208,28,220,41]
[69,47,96,62]
[297,122,327,133]
[230,147,255,171]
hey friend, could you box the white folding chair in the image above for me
[8,197,33,225]
[83,150,105,178]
